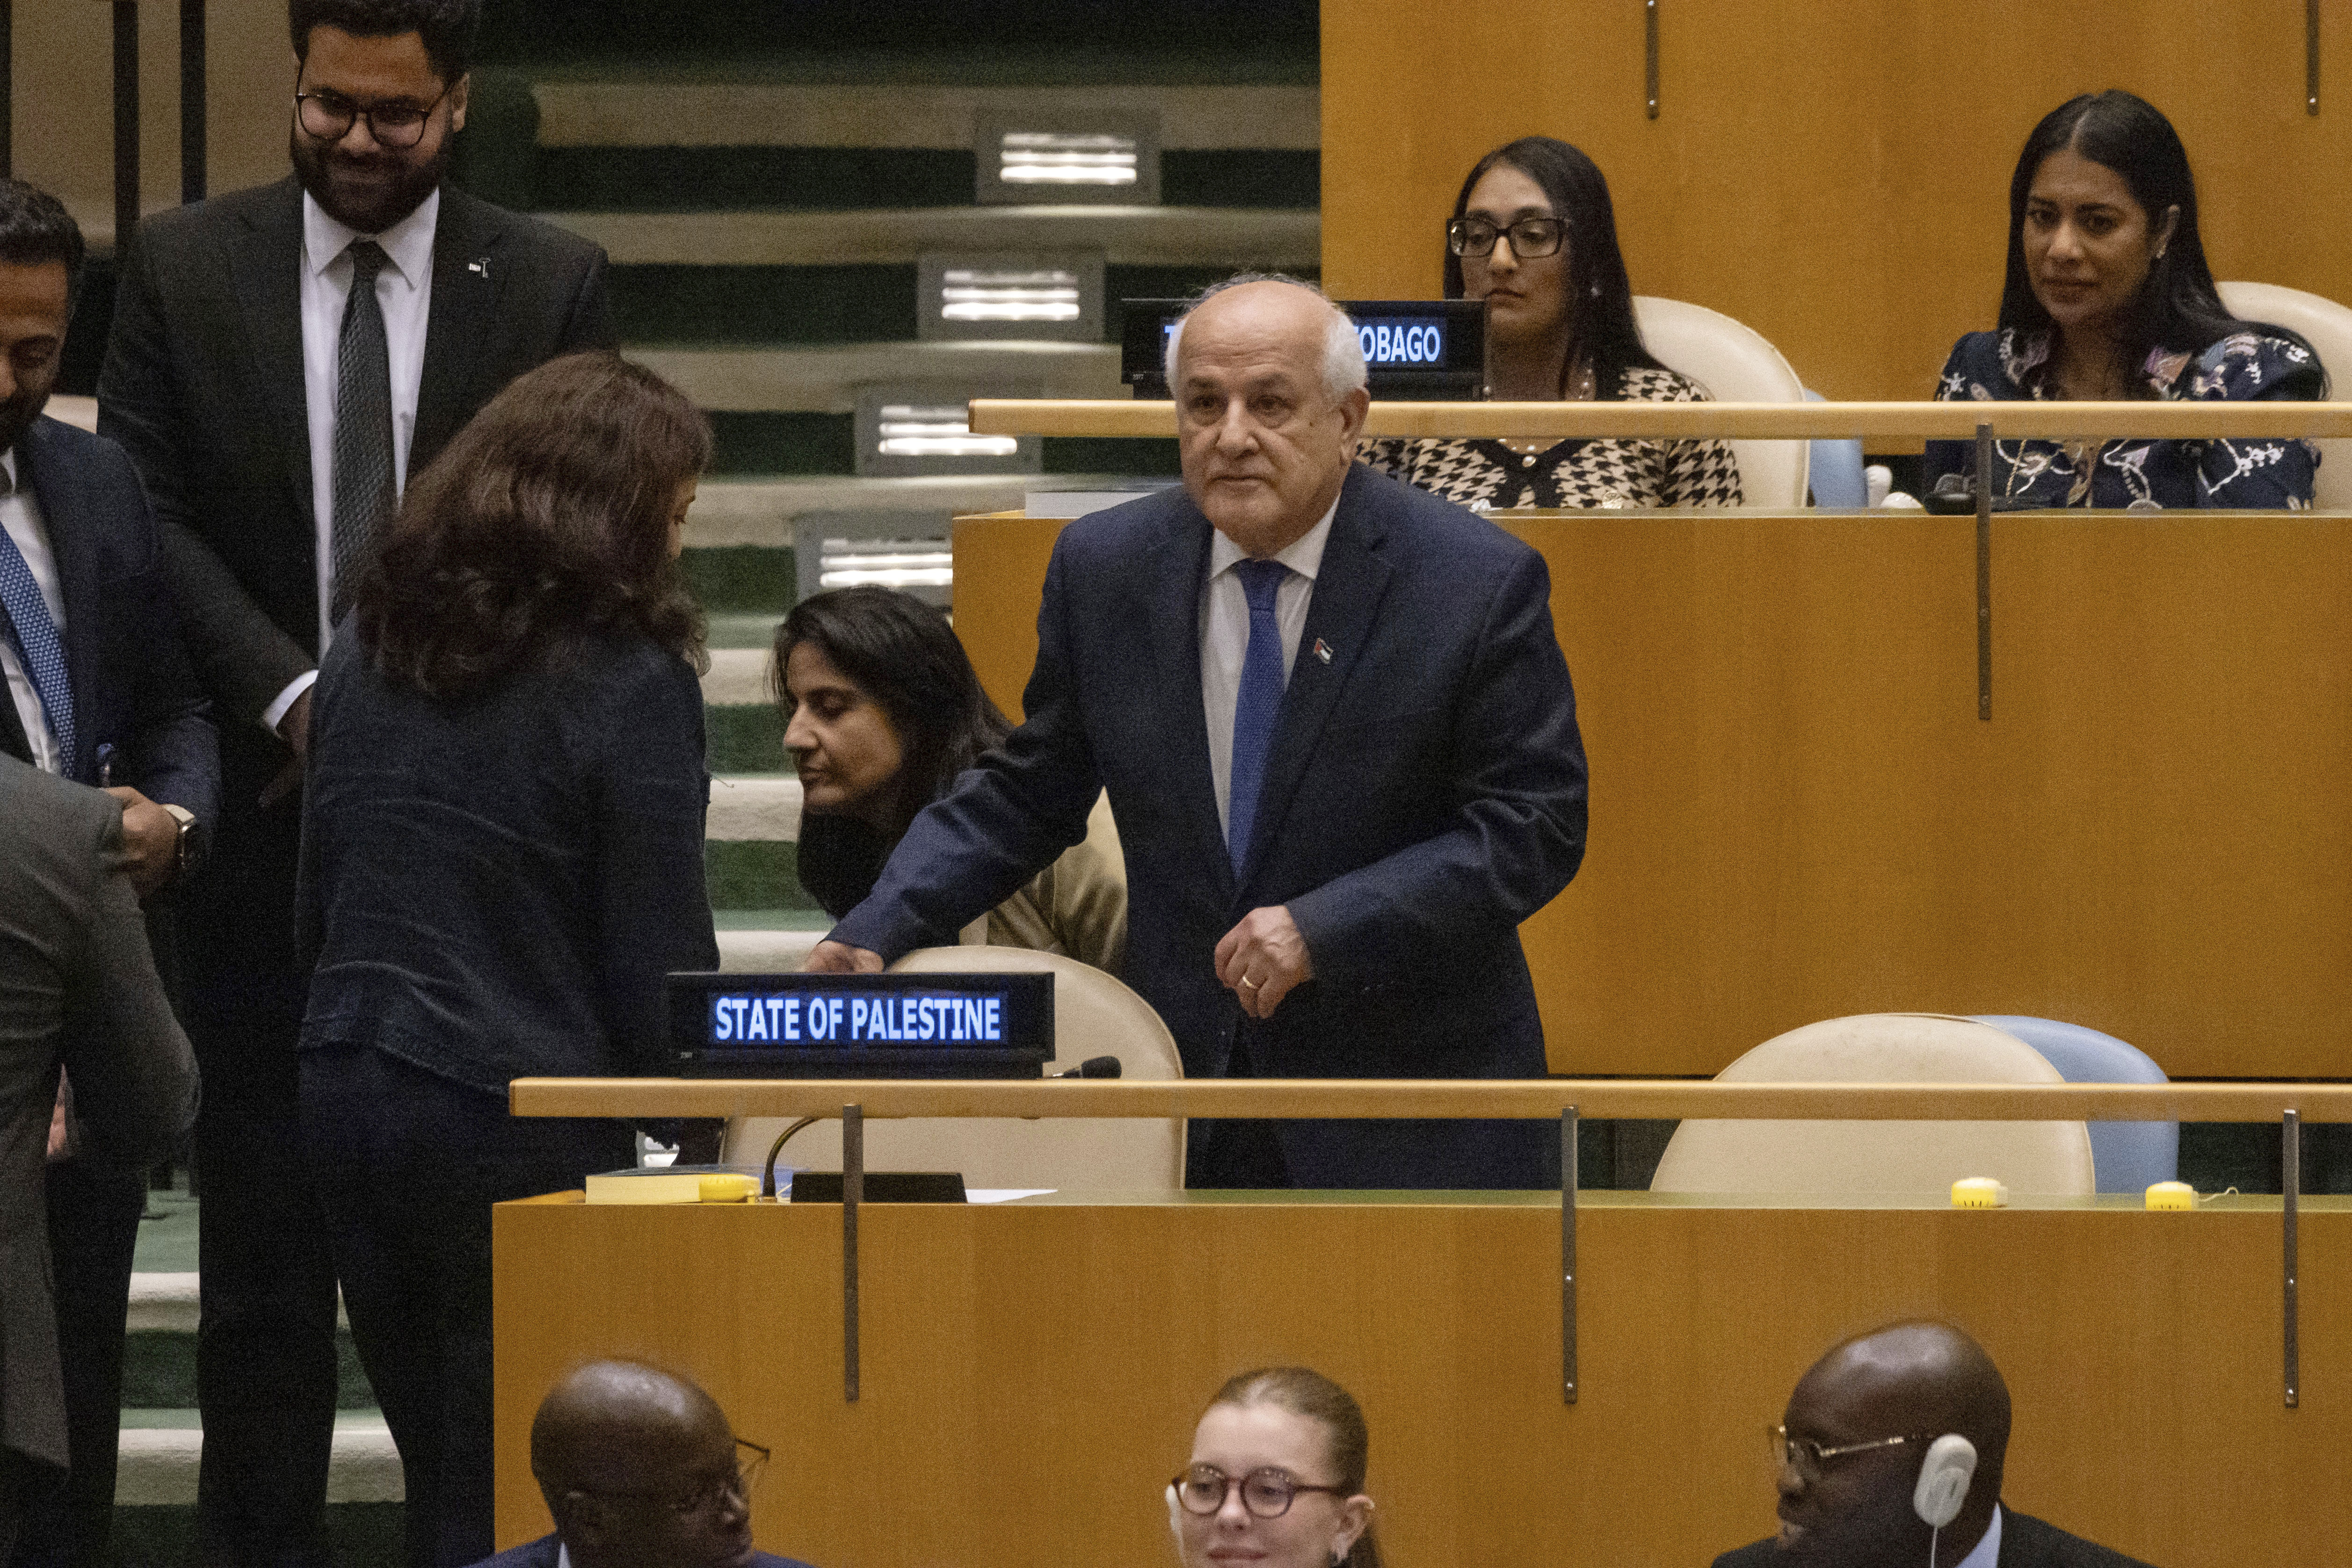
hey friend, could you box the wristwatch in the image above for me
[159,803,200,881]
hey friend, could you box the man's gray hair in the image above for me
[1161,273,1369,402]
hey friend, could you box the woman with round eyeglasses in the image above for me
[1928,90,2326,508]
[1360,135,1742,512]
[1169,1368,1379,1568]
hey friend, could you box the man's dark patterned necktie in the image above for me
[328,240,393,621]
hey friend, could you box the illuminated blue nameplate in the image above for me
[667,971,1055,1079]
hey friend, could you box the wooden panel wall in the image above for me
[1321,0,2352,401]
[494,1195,2352,1566]
[954,510,2352,1079]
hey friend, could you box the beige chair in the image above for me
[2215,281,2352,508]
[1630,296,1810,508]
[722,946,1184,1190]
[1648,1013,2094,1197]
[47,394,98,433]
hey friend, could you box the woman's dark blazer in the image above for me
[295,625,719,1095]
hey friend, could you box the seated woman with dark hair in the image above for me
[298,351,720,1562]
[777,585,1125,975]
[1930,89,2326,508]
[1169,1367,1381,1568]
[1362,134,1742,510]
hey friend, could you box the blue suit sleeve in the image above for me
[104,441,221,838]
[830,537,1103,961]
[1284,546,1588,987]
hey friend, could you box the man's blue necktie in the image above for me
[1226,558,1290,871]
[0,465,76,780]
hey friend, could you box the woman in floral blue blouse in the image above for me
[1929,90,2327,509]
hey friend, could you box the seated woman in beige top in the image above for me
[776,586,1125,976]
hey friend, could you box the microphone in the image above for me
[1055,1056,1122,1079]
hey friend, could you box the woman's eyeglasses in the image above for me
[1171,1465,1349,1519]
[1448,217,1568,259]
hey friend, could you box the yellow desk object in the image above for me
[1951,1177,2008,1209]
[2147,1181,2198,1212]
[698,1174,759,1203]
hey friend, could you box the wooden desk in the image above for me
[951,508,2352,1080]
[494,1189,2347,1565]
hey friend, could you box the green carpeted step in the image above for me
[610,263,1280,346]
[707,414,1178,477]
[709,413,859,475]
[119,1329,375,1412]
[111,1502,404,1565]
[682,545,797,614]
[611,264,918,344]
[538,147,976,212]
[709,706,787,773]
[535,147,1316,214]
[547,209,1321,270]
[706,841,813,912]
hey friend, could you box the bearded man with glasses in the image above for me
[464,1362,820,1568]
[95,3,616,1561]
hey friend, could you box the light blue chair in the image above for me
[1971,1016,2178,1193]
[1803,389,1866,508]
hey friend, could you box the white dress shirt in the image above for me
[0,448,67,774]
[1951,1504,2003,1568]
[264,187,439,729]
[1198,496,1336,835]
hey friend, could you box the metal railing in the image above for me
[512,1076,2348,1407]
[965,398,2352,442]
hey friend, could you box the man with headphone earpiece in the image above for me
[1709,1322,2161,1568]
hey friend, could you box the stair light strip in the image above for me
[875,404,1020,459]
[940,266,1083,322]
[998,131,1139,186]
[820,542,954,591]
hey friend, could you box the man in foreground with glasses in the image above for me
[96,1,613,1559]
[465,1361,817,1568]
[1715,1321,2158,1568]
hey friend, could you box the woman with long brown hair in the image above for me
[295,351,718,1566]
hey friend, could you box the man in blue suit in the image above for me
[813,276,1588,1189]
[0,178,218,1567]
[464,1362,817,1568]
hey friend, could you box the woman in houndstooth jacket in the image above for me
[1360,135,1743,512]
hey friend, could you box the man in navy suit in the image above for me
[0,178,218,1568]
[813,276,1588,1189]
[463,1362,818,1568]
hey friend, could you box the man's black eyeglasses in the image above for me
[1171,1465,1349,1519]
[294,80,454,150]
[1447,216,1568,259]
[573,1437,770,1518]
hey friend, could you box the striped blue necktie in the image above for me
[1226,558,1290,871]
[0,462,76,780]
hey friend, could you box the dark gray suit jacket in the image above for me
[0,757,198,1469]
[0,414,218,837]
[833,464,1589,1188]
[96,175,616,737]
[1711,1509,2160,1568]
